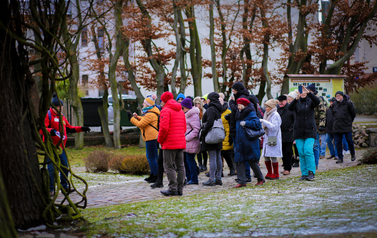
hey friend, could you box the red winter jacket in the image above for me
[158,99,186,150]
[40,108,83,148]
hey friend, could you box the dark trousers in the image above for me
[236,161,264,184]
[157,148,164,181]
[282,142,293,171]
[197,151,208,168]
[163,149,185,192]
[221,150,235,171]
[334,132,355,161]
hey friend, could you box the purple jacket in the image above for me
[185,107,201,154]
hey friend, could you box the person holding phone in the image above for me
[288,85,320,181]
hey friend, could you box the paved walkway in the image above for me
[62,150,365,209]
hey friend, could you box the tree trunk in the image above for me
[210,2,218,92]
[0,168,17,237]
[108,0,125,149]
[186,5,202,97]
[261,8,273,100]
[0,13,46,228]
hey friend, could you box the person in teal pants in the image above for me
[288,85,320,181]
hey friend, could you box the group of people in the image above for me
[128,81,357,196]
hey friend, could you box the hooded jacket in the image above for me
[332,96,356,133]
[234,104,261,162]
[158,99,186,150]
[130,106,160,141]
[201,98,223,151]
[221,102,233,151]
[288,92,320,139]
[40,108,83,148]
[184,107,201,154]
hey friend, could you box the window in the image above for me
[82,27,88,47]
[82,74,89,96]
[98,89,105,97]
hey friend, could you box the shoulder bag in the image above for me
[204,118,225,144]
[244,127,265,140]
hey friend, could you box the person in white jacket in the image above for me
[260,99,282,180]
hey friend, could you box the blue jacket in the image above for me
[234,104,262,163]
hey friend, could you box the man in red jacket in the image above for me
[41,94,90,195]
[158,92,187,196]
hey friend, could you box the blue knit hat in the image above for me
[52,94,63,106]
[176,93,185,101]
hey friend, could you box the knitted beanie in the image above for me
[236,98,250,107]
[264,99,279,108]
[144,95,157,107]
[161,91,174,103]
[181,98,192,109]
[52,94,63,106]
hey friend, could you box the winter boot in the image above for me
[150,179,163,188]
[144,173,153,182]
[265,161,273,180]
[271,162,279,180]
[147,174,158,183]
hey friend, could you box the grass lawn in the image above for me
[75,164,377,238]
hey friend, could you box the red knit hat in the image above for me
[160,91,174,103]
[237,98,250,107]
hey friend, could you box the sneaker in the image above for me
[336,159,343,164]
[299,175,307,181]
[343,150,350,155]
[187,181,198,185]
[351,154,356,161]
[320,155,325,159]
[233,184,246,188]
[306,171,315,181]
[327,155,335,159]
[215,179,223,186]
[334,156,339,160]
[202,180,216,186]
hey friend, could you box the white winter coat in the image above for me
[261,111,283,158]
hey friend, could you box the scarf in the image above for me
[262,107,277,135]
[142,106,154,114]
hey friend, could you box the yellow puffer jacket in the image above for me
[130,106,160,141]
[221,108,233,151]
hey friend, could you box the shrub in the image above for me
[358,148,377,165]
[84,151,111,173]
[109,155,149,175]
[350,84,377,115]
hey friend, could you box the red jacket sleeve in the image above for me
[157,109,170,145]
[64,117,83,133]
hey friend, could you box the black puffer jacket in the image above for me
[325,105,335,134]
[288,92,320,139]
[277,103,295,142]
[201,96,223,151]
[332,97,356,133]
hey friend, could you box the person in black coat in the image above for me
[325,97,338,160]
[332,91,356,163]
[288,85,320,181]
[277,95,295,175]
[201,92,223,186]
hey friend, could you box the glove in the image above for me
[318,126,325,133]
[127,111,132,121]
[50,129,58,137]
[240,121,246,127]
[82,126,91,133]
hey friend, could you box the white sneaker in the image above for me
[343,150,350,155]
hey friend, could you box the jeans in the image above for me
[314,133,320,167]
[296,138,316,175]
[186,153,198,183]
[342,135,349,151]
[146,140,158,176]
[47,149,69,192]
[163,149,185,192]
[334,132,355,161]
[326,133,338,157]
[208,150,222,182]
[319,134,326,157]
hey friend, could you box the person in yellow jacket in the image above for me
[219,93,236,176]
[128,95,160,183]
